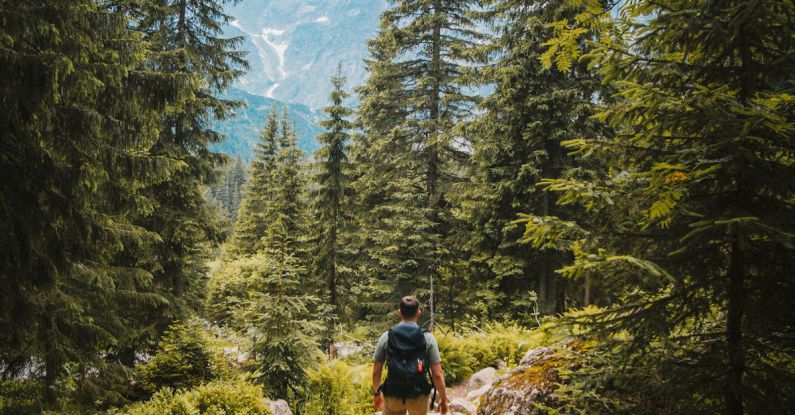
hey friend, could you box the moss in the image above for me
[502,354,565,391]
[477,348,575,415]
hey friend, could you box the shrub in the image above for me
[301,360,371,415]
[113,380,271,415]
[137,322,221,395]
[435,336,477,385]
[436,320,566,386]
[0,380,39,415]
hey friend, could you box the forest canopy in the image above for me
[0,0,792,414]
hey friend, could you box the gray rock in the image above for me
[466,384,492,402]
[448,397,478,414]
[266,399,293,415]
[477,347,562,415]
[519,346,555,367]
[467,367,498,392]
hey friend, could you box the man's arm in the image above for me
[372,361,384,392]
[372,361,384,410]
[430,362,448,413]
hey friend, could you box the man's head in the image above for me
[397,296,421,321]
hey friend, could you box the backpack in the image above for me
[381,324,434,399]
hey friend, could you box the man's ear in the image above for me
[397,309,402,318]
[417,310,422,319]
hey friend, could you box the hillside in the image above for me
[212,87,324,162]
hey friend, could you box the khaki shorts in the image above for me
[382,394,430,415]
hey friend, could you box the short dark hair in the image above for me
[400,296,420,318]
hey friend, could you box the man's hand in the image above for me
[437,397,448,414]
[373,394,383,410]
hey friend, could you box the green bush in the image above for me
[113,380,271,415]
[0,380,40,415]
[137,322,222,395]
[435,335,477,385]
[436,321,565,386]
[301,360,371,415]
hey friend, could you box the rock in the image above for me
[266,399,292,415]
[519,346,554,367]
[495,358,508,371]
[477,347,566,415]
[467,367,498,392]
[448,397,477,414]
[466,384,491,401]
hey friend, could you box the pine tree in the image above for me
[311,66,355,335]
[136,0,246,308]
[207,155,247,221]
[525,0,795,413]
[241,226,319,400]
[228,109,280,256]
[0,0,184,405]
[461,0,609,315]
[268,112,307,253]
[351,0,484,324]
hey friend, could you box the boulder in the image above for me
[466,384,491,402]
[476,347,567,415]
[519,346,554,367]
[448,397,477,414]
[266,399,293,415]
[467,367,498,392]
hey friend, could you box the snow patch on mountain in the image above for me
[224,0,388,108]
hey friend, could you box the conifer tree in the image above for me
[207,155,247,221]
[311,66,355,331]
[228,109,280,255]
[0,0,184,405]
[242,225,318,400]
[134,0,246,319]
[352,0,484,322]
[461,0,608,315]
[268,113,307,253]
[524,0,795,413]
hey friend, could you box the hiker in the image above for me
[372,296,448,415]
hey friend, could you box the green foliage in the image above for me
[207,156,248,222]
[310,65,356,335]
[113,380,271,415]
[300,361,371,415]
[137,323,221,395]
[0,380,40,415]
[525,0,795,413]
[350,0,485,321]
[436,321,564,385]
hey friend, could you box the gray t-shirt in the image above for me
[372,321,441,364]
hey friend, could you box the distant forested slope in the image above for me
[212,87,323,161]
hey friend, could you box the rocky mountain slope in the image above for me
[224,0,387,109]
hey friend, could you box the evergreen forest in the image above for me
[0,0,793,414]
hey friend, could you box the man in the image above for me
[372,296,448,415]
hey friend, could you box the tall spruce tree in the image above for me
[0,0,185,405]
[523,0,795,413]
[311,66,355,332]
[461,0,608,316]
[136,0,246,311]
[227,109,280,256]
[352,0,484,323]
[241,226,318,400]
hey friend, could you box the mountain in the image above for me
[212,87,324,162]
[223,0,387,109]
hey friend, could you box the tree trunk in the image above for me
[725,237,745,415]
[43,323,59,406]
